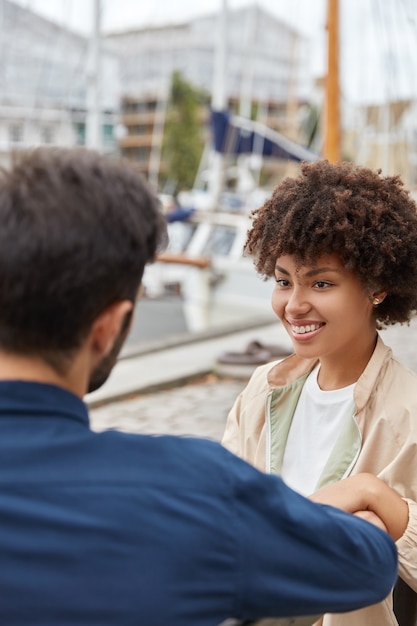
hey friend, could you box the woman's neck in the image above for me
[317,333,378,390]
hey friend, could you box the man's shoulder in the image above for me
[93,429,244,490]
[99,428,225,457]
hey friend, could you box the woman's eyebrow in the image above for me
[274,264,343,277]
[305,267,342,277]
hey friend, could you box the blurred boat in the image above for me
[138,0,318,342]
[142,207,276,336]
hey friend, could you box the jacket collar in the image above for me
[267,353,317,389]
[266,334,391,410]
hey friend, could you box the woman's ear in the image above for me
[90,300,133,358]
[371,290,387,306]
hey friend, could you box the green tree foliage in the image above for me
[163,71,206,194]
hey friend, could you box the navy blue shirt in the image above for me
[0,381,397,625]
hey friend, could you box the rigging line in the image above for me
[373,0,408,174]
[386,0,412,100]
[394,0,417,173]
[393,0,415,175]
[343,0,364,107]
[399,0,417,27]
[370,0,384,102]
[381,0,415,180]
[391,0,409,98]
[374,0,395,175]
[373,0,396,103]
[398,0,417,36]
[398,0,417,81]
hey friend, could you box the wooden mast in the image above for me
[324,0,341,162]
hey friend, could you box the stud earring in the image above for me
[372,297,380,306]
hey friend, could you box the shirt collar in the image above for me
[0,380,89,427]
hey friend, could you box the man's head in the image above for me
[0,147,167,378]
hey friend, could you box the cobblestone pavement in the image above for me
[90,318,417,441]
[90,374,245,441]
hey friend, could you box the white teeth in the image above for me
[292,323,321,334]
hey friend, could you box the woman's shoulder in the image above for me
[376,334,417,381]
[367,334,417,388]
[372,343,417,415]
[384,353,417,391]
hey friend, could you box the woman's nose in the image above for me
[285,287,310,315]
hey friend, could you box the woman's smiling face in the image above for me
[272,253,379,364]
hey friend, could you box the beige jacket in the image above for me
[223,335,417,626]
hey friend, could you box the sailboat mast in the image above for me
[324,0,341,162]
[208,0,228,210]
[86,0,102,150]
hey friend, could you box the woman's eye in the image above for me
[275,278,290,287]
[315,281,332,289]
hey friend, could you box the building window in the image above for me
[122,147,150,163]
[9,124,23,143]
[75,123,86,146]
[136,147,150,161]
[123,102,138,114]
[131,124,149,135]
[41,125,54,144]
[102,124,114,147]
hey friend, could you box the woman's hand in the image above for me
[310,473,408,541]
[354,510,388,534]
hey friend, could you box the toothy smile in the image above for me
[291,323,323,334]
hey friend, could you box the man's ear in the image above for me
[89,300,133,358]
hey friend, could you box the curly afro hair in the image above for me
[245,160,417,327]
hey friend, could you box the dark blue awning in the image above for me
[211,109,319,162]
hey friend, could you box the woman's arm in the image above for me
[310,473,409,541]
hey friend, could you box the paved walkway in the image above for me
[89,317,417,441]
[86,315,288,405]
[90,374,244,441]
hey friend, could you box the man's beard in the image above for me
[88,310,133,394]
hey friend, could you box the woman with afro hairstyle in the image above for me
[222,159,417,626]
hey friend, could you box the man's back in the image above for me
[0,381,239,625]
[0,380,398,626]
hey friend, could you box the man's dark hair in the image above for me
[0,147,167,369]
[245,159,417,327]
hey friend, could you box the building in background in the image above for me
[0,0,120,166]
[1,1,416,191]
[106,4,313,189]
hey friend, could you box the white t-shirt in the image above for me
[281,364,355,496]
